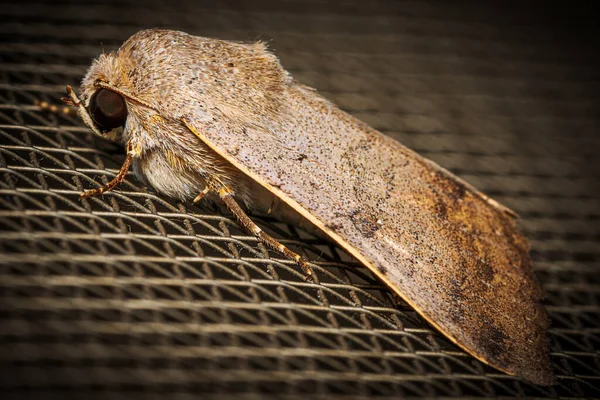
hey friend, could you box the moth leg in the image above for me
[217,188,313,279]
[62,85,105,137]
[267,197,280,215]
[193,187,211,204]
[80,141,137,199]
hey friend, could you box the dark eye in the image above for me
[88,88,127,132]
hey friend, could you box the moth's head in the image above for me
[70,29,293,140]
[74,52,130,139]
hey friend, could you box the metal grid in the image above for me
[1,1,599,398]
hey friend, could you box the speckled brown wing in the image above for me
[182,81,551,385]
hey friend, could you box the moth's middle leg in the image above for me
[202,187,313,279]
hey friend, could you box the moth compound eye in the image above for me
[88,88,127,132]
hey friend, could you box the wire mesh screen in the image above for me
[1,1,599,398]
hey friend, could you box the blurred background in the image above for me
[1,1,599,398]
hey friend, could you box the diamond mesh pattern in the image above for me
[1,1,599,398]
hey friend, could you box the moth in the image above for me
[61,29,551,385]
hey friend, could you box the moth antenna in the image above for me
[95,80,157,110]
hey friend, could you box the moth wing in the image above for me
[182,84,551,385]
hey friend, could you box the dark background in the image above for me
[1,1,599,398]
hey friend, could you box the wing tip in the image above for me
[496,305,554,386]
[515,353,554,386]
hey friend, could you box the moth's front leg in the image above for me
[80,141,139,198]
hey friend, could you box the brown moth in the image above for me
[62,29,552,385]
